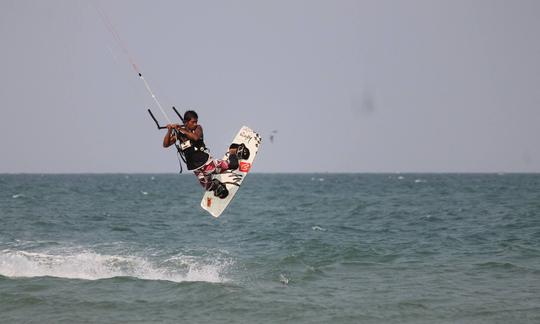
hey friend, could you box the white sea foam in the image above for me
[279,273,289,285]
[0,249,230,283]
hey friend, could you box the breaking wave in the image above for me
[0,248,232,283]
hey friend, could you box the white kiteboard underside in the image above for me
[201,126,261,217]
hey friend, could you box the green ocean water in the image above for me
[1,173,539,323]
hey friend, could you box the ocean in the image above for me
[1,173,539,323]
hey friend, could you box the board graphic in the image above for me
[201,126,261,217]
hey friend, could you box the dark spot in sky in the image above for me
[269,130,278,143]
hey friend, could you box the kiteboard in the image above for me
[201,126,262,217]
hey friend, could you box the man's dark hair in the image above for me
[183,110,198,122]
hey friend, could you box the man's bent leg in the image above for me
[195,160,230,190]
[194,169,213,190]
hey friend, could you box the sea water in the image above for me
[1,174,539,323]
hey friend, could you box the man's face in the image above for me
[185,118,198,131]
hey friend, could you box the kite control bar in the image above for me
[172,106,184,124]
[147,107,187,173]
[147,109,167,130]
[147,106,185,130]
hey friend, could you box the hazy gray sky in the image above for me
[1,0,539,173]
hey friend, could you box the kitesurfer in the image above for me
[162,110,247,198]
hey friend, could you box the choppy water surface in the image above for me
[1,174,539,323]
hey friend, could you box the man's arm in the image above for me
[178,125,203,142]
[163,124,178,148]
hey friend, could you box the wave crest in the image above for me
[0,248,231,283]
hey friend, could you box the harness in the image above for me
[177,132,210,170]
[170,129,187,173]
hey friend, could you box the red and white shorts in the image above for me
[193,158,230,190]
